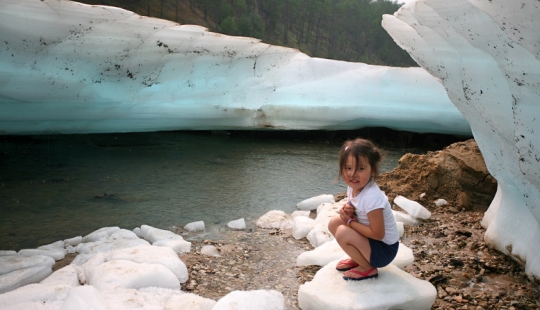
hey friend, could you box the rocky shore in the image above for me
[52,140,540,309]
[171,208,539,310]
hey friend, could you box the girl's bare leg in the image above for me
[328,215,378,278]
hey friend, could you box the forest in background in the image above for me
[77,0,417,67]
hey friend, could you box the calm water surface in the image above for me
[0,132,415,250]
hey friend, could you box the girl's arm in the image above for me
[347,209,386,241]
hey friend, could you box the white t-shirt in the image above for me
[347,179,400,245]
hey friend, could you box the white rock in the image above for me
[184,221,205,232]
[298,262,436,310]
[392,210,419,226]
[0,251,16,256]
[256,210,292,230]
[297,194,335,211]
[394,195,431,219]
[213,290,284,310]
[59,285,107,310]
[201,245,221,257]
[227,218,246,230]
[84,260,180,291]
[292,216,316,240]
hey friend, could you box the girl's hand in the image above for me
[340,203,355,222]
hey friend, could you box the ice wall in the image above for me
[0,0,470,135]
[383,0,540,278]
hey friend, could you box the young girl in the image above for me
[328,138,399,281]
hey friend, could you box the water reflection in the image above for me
[0,131,414,250]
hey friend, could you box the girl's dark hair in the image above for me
[338,138,383,180]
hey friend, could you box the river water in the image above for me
[0,131,419,250]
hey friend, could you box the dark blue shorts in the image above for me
[369,239,399,268]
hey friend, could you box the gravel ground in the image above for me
[178,207,540,310]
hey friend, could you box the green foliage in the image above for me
[77,0,417,67]
[220,16,238,35]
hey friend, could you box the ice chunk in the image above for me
[314,202,342,226]
[256,210,292,230]
[434,198,448,207]
[64,236,82,247]
[153,239,192,254]
[0,254,55,293]
[397,221,405,237]
[306,225,333,248]
[59,285,107,310]
[393,243,415,269]
[0,283,71,308]
[201,245,221,257]
[0,265,53,294]
[291,210,311,218]
[136,225,191,253]
[18,248,66,261]
[213,290,284,310]
[105,245,188,283]
[0,254,54,275]
[227,218,246,230]
[184,221,205,232]
[138,225,184,243]
[296,240,413,269]
[297,239,344,267]
[71,229,152,264]
[297,194,335,211]
[164,292,216,309]
[40,265,80,287]
[392,210,419,226]
[394,195,431,219]
[292,216,316,240]
[298,262,436,309]
[84,260,180,291]
[82,227,121,243]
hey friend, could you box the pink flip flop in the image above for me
[343,267,379,281]
[335,259,360,271]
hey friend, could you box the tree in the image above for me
[220,16,238,35]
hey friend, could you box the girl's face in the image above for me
[342,154,375,196]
